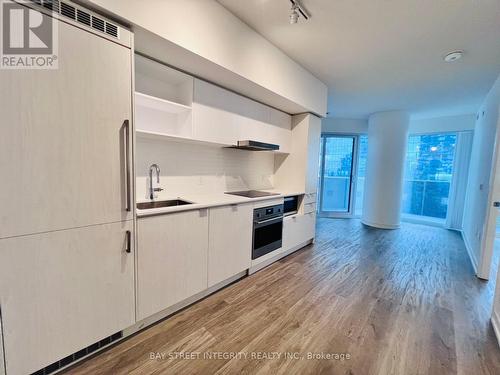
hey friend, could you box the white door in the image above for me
[0,15,133,239]
[208,204,253,287]
[0,221,135,375]
[478,108,500,279]
[137,210,209,320]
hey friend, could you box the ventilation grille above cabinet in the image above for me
[28,0,120,39]
[30,331,123,375]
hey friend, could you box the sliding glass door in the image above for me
[402,132,458,224]
[318,135,356,217]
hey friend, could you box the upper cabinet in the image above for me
[192,79,292,153]
[134,56,292,153]
[0,17,133,239]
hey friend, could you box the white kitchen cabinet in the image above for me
[192,79,242,146]
[274,114,322,195]
[192,79,292,152]
[208,204,253,287]
[135,55,194,139]
[0,221,135,375]
[137,210,209,320]
[0,16,133,239]
[282,213,316,252]
[305,115,322,194]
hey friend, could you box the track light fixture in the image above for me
[289,0,310,24]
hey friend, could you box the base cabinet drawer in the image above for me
[137,210,209,320]
[0,221,135,375]
[208,204,252,287]
[282,213,316,252]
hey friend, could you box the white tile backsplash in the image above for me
[136,137,275,200]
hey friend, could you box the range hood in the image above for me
[229,140,280,151]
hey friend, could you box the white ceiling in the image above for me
[217,0,500,119]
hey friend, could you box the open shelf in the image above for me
[136,129,231,148]
[135,92,191,114]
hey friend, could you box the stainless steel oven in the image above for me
[252,204,284,259]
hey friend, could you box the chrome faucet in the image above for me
[149,164,163,200]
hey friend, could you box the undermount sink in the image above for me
[137,199,193,210]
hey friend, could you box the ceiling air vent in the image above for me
[42,0,59,13]
[76,8,91,26]
[91,15,105,32]
[60,1,75,19]
[105,22,118,38]
[27,0,120,40]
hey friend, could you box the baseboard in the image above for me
[491,310,500,349]
[460,230,479,276]
[248,239,313,275]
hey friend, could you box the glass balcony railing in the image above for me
[401,179,451,219]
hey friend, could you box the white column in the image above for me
[362,111,409,229]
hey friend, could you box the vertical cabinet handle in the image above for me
[124,120,132,212]
[125,230,131,253]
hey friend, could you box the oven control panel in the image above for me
[254,204,284,222]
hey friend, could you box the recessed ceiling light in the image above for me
[444,51,463,62]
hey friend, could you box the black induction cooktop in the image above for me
[225,190,280,198]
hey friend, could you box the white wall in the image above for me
[409,114,476,134]
[321,117,368,134]
[321,114,476,134]
[135,138,275,200]
[462,75,500,272]
[84,0,327,116]
[322,114,475,135]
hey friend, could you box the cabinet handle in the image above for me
[124,120,132,212]
[125,230,131,253]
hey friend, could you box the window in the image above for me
[355,135,368,216]
[402,133,457,221]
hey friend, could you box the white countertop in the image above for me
[136,189,305,217]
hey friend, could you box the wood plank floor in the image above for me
[66,218,500,375]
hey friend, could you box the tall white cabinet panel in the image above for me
[208,204,253,287]
[305,115,322,194]
[274,114,322,194]
[0,221,135,375]
[0,314,4,375]
[0,17,133,239]
[137,210,209,320]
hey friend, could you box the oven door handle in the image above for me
[254,216,283,227]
